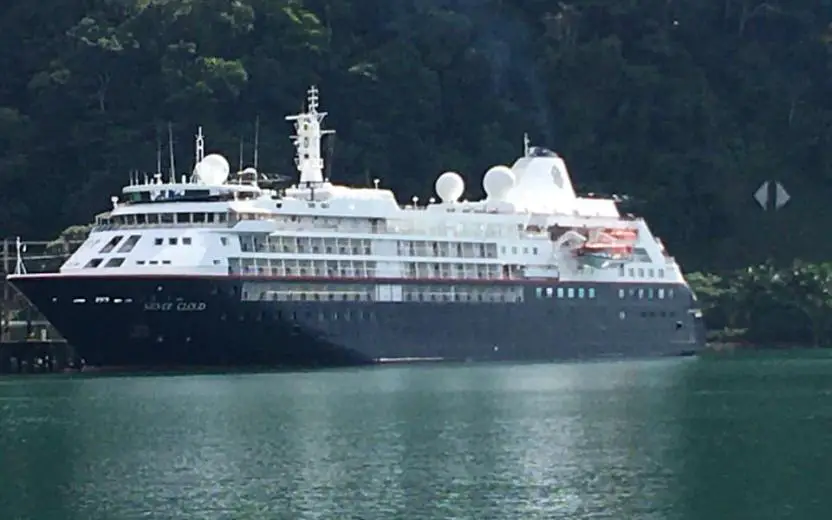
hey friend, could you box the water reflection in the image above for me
[677,356,832,520]
[10,357,822,519]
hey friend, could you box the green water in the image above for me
[1,356,831,519]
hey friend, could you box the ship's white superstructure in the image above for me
[55,86,686,299]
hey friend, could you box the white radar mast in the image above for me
[286,86,334,185]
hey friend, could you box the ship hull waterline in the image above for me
[8,274,706,370]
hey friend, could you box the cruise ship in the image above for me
[8,86,705,368]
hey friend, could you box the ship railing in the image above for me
[91,222,232,232]
[228,266,526,281]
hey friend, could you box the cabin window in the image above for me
[162,260,171,265]
[154,238,163,245]
[221,237,228,246]
[658,269,665,278]
[638,288,645,299]
[628,268,635,277]
[183,237,192,245]
[567,288,574,298]
[168,238,177,245]
[161,213,174,224]
[148,214,159,224]
[557,287,564,298]
[193,213,206,223]
[104,257,125,267]
[658,288,665,299]
[668,289,675,298]
[546,287,553,298]
[84,258,103,268]
[648,268,655,278]
[512,247,517,254]
[176,213,190,224]
[618,288,625,299]
[136,260,145,265]
[588,288,596,299]
[535,287,543,298]
[638,268,645,277]
[532,247,538,255]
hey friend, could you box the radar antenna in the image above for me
[285,85,334,185]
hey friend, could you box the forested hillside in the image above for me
[1,0,831,271]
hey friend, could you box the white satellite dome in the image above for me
[193,154,230,185]
[435,171,464,203]
[483,165,515,200]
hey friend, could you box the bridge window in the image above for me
[99,235,123,253]
[118,235,141,253]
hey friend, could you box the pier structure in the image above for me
[1,237,84,374]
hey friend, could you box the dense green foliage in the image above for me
[689,262,832,346]
[2,1,832,272]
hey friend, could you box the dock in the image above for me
[1,236,85,374]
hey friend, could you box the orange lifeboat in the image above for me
[605,228,638,241]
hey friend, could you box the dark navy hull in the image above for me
[8,274,705,369]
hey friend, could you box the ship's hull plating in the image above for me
[9,274,705,368]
